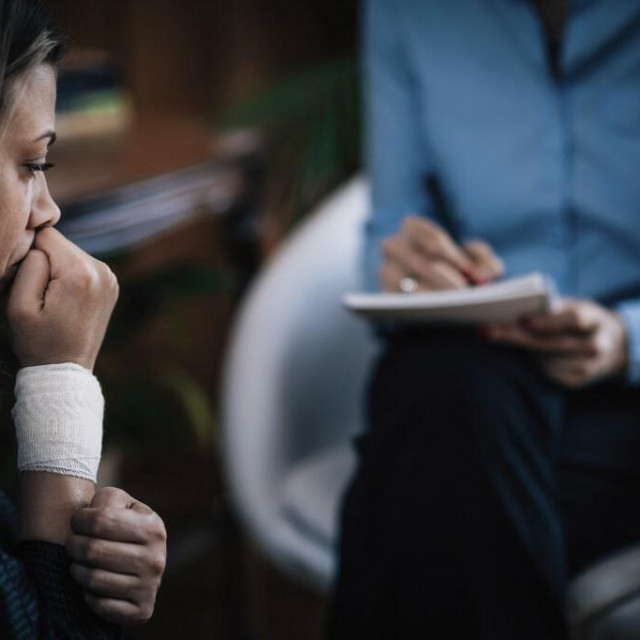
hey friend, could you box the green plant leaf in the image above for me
[159,367,218,452]
[105,262,235,347]
[220,55,362,235]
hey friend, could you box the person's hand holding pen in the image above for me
[380,216,504,292]
[380,216,628,389]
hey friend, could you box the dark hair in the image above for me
[0,0,61,365]
[0,0,62,114]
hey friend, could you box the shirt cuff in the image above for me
[616,301,640,385]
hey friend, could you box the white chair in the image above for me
[221,176,640,638]
[221,176,378,591]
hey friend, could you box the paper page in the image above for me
[343,273,557,325]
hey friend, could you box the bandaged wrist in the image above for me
[12,363,104,482]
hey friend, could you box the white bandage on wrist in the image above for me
[12,363,104,482]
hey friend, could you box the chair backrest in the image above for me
[221,177,378,568]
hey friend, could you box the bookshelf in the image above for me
[43,0,358,118]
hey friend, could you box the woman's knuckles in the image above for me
[94,486,129,504]
[150,514,167,544]
[63,261,103,294]
[72,566,111,593]
[382,236,401,259]
[75,536,139,570]
[85,596,125,625]
[83,509,124,538]
[138,603,155,624]
[147,548,166,577]
[80,538,110,566]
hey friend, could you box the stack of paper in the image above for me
[343,273,556,325]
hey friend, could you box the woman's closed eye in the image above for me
[23,161,54,175]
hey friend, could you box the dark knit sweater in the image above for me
[0,489,124,639]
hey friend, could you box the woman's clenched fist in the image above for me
[6,227,118,371]
[66,487,167,627]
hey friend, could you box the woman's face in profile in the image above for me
[0,64,59,295]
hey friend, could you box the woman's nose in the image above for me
[28,175,61,229]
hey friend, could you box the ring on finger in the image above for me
[399,276,419,293]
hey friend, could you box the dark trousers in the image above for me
[328,330,640,640]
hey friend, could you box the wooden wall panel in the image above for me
[43,0,357,120]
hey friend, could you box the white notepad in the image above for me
[343,273,557,325]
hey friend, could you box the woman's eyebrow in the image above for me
[34,130,57,146]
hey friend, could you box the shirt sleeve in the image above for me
[17,540,125,640]
[362,0,437,291]
[616,300,640,385]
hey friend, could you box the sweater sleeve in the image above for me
[16,540,125,640]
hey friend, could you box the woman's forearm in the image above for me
[12,363,105,543]
[19,472,95,544]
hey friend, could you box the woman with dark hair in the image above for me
[0,0,166,637]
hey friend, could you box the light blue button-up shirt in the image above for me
[363,0,640,383]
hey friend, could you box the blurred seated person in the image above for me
[329,1,640,639]
[0,0,166,636]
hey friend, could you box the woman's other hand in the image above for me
[6,227,118,370]
[483,299,628,388]
[380,216,504,291]
[66,487,167,627]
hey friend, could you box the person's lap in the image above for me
[557,383,640,576]
[329,328,640,639]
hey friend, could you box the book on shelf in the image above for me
[58,158,246,257]
[56,48,133,141]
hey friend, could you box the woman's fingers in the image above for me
[89,486,135,510]
[463,240,504,283]
[542,355,588,376]
[523,302,599,334]
[71,507,163,545]
[33,227,88,280]
[83,592,153,627]
[70,563,140,600]
[404,217,474,275]
[71,487,165,546]
[6,249,50,318]
[380,261,405,292]
[68,488,167,628]
[383,235,468,290]
[66,535,148,575]
[380,217,505,292]
[483,324,597,355]
[419,260,470,290]
[7,227,118,370]
[539,355,596,389]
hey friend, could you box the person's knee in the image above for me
[369,331,549,445]
[378,331,526,399]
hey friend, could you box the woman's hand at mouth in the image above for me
[5,227,118,371]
